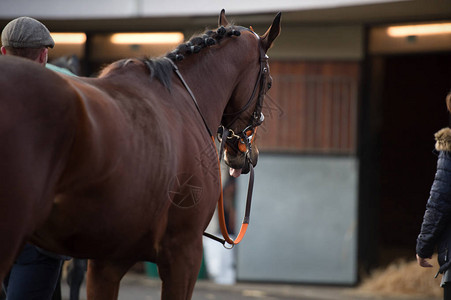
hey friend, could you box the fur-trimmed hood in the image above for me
[435,128,451,151]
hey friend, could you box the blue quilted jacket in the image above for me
[417,128,451,274]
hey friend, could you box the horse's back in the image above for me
[0,55,79,209]
[0,55,80,275]
[0,56,147,257]
[1,55,79,192]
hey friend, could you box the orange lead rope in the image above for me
[206,136,254,248]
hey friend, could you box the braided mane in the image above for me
[143,25,243,89]
[166,25,242,62]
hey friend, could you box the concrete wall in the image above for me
[235,154,358,284]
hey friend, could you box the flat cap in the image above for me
[1,17,54,48]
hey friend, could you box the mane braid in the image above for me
[166,25,242,62]
[142,25,243,90]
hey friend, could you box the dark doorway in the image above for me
[360,52,451,269]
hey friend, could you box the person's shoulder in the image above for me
[435,127,451,152]
[46,63,76,76]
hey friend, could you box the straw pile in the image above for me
[355,255,442,299]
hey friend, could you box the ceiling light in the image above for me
[51,33,86,44]
[387,22,451,37]
[111,32,184,44]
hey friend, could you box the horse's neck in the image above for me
[180,48,245,134]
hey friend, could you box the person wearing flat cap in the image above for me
[1,16,74,75]
[1,16,72,300]
[1,16,54,64]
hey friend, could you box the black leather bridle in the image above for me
[217,34,270,165]
[165,30,270,166]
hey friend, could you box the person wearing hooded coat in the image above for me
[417,91,451,300]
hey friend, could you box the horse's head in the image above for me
[217,10,281,177]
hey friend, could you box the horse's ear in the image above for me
[260,12,281,52]
[219,9,229,27]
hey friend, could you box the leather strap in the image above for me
[204,136,255,247]
[166,58,213,137]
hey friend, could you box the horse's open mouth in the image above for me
[229,168,242,178]
[224,148,258,177]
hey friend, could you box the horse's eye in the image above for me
[267,82,272,90]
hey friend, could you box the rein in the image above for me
[166,33,268,248]
[203,135,255,248]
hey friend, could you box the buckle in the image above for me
[253,112,265,126]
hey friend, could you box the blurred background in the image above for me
[1,0,451,295]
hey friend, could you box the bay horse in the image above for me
[0,10,280,299]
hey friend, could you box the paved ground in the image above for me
[60,272,439,300]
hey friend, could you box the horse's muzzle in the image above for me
[224,146,259,176]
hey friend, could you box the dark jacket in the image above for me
[417,128,451,274]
